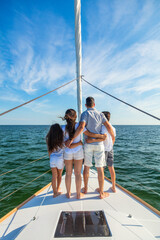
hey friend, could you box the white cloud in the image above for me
[1,10,76,94]
[130,0,154,34]
[145,23,160,40]
[0,93,23,103]
[82,39,160,93]
[112,0,137,27]
[24,99,54,115]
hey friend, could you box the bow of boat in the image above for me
[0,169,159,240]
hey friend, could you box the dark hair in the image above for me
[46,124,63,152]
[102,111,111,121]
[86,96,95,107]
[63,109,77,140]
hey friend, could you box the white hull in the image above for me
[0,169,159,240]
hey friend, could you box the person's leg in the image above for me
[97,167,109,198]
[51,167,59,197]
[107,150,116,192]
[57,168,63,193]
[82,144,93,194]
[94,145,109,199]
[74,159,83,199]
[82,165,90,194]
[64,160,73,198]
[108,166,116,192]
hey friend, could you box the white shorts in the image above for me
[50,157,64,169]
[84,144,104,168]
[64,148,84,161]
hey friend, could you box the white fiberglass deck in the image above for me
[0,169,159,240]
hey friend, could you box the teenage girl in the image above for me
[62,109,85,199]
[46,124,64,198]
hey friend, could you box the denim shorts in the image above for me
[84,144,104,168]
[104,150,114,167]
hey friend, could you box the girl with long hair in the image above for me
[46,123,64,198]
[62,109,84,199]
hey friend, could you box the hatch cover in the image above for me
[54,211,111,238]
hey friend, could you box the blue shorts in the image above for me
[104,150,114,167]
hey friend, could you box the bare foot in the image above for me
[81,187,87,194]
[57,188,63,194]
[77,192,84,199]
[99,192,109,199]
[111,187,116,193]
[95,188,100,193]
[58,191,63,195]
[66,192,71,199]
[57,187,62,192]
[53,192,61,198]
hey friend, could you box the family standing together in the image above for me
[46,96,116,199]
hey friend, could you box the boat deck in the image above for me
[0,169,159,240]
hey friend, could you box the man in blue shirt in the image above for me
[67,96,115,199]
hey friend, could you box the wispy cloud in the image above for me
[0,10,75,94]
[82,0,160,100]
[131,0,154,34]
[0,92,23,103]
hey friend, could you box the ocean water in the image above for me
[0,125,160,218]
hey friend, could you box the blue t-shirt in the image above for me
[80,108,107,145]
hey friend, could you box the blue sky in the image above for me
[0,0,160,125]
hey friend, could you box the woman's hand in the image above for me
[65,139,73,147]
[68,140,83,149]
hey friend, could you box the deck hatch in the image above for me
[54,211,111,238]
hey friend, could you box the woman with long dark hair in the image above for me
[46,123,64,198]
[62,109,84,199]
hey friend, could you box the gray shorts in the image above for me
[104,150,114,167]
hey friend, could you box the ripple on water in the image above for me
[0,125,160,218]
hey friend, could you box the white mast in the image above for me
[74,0,82,120]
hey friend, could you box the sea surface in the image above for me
[0,125,160,218]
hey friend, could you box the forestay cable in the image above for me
[0,78,77,117]
[82,77,160,121]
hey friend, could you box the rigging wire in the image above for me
[0,154,48,177]
[0,169,51,202]
[0,78,77,117]
[82,77,160,121]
